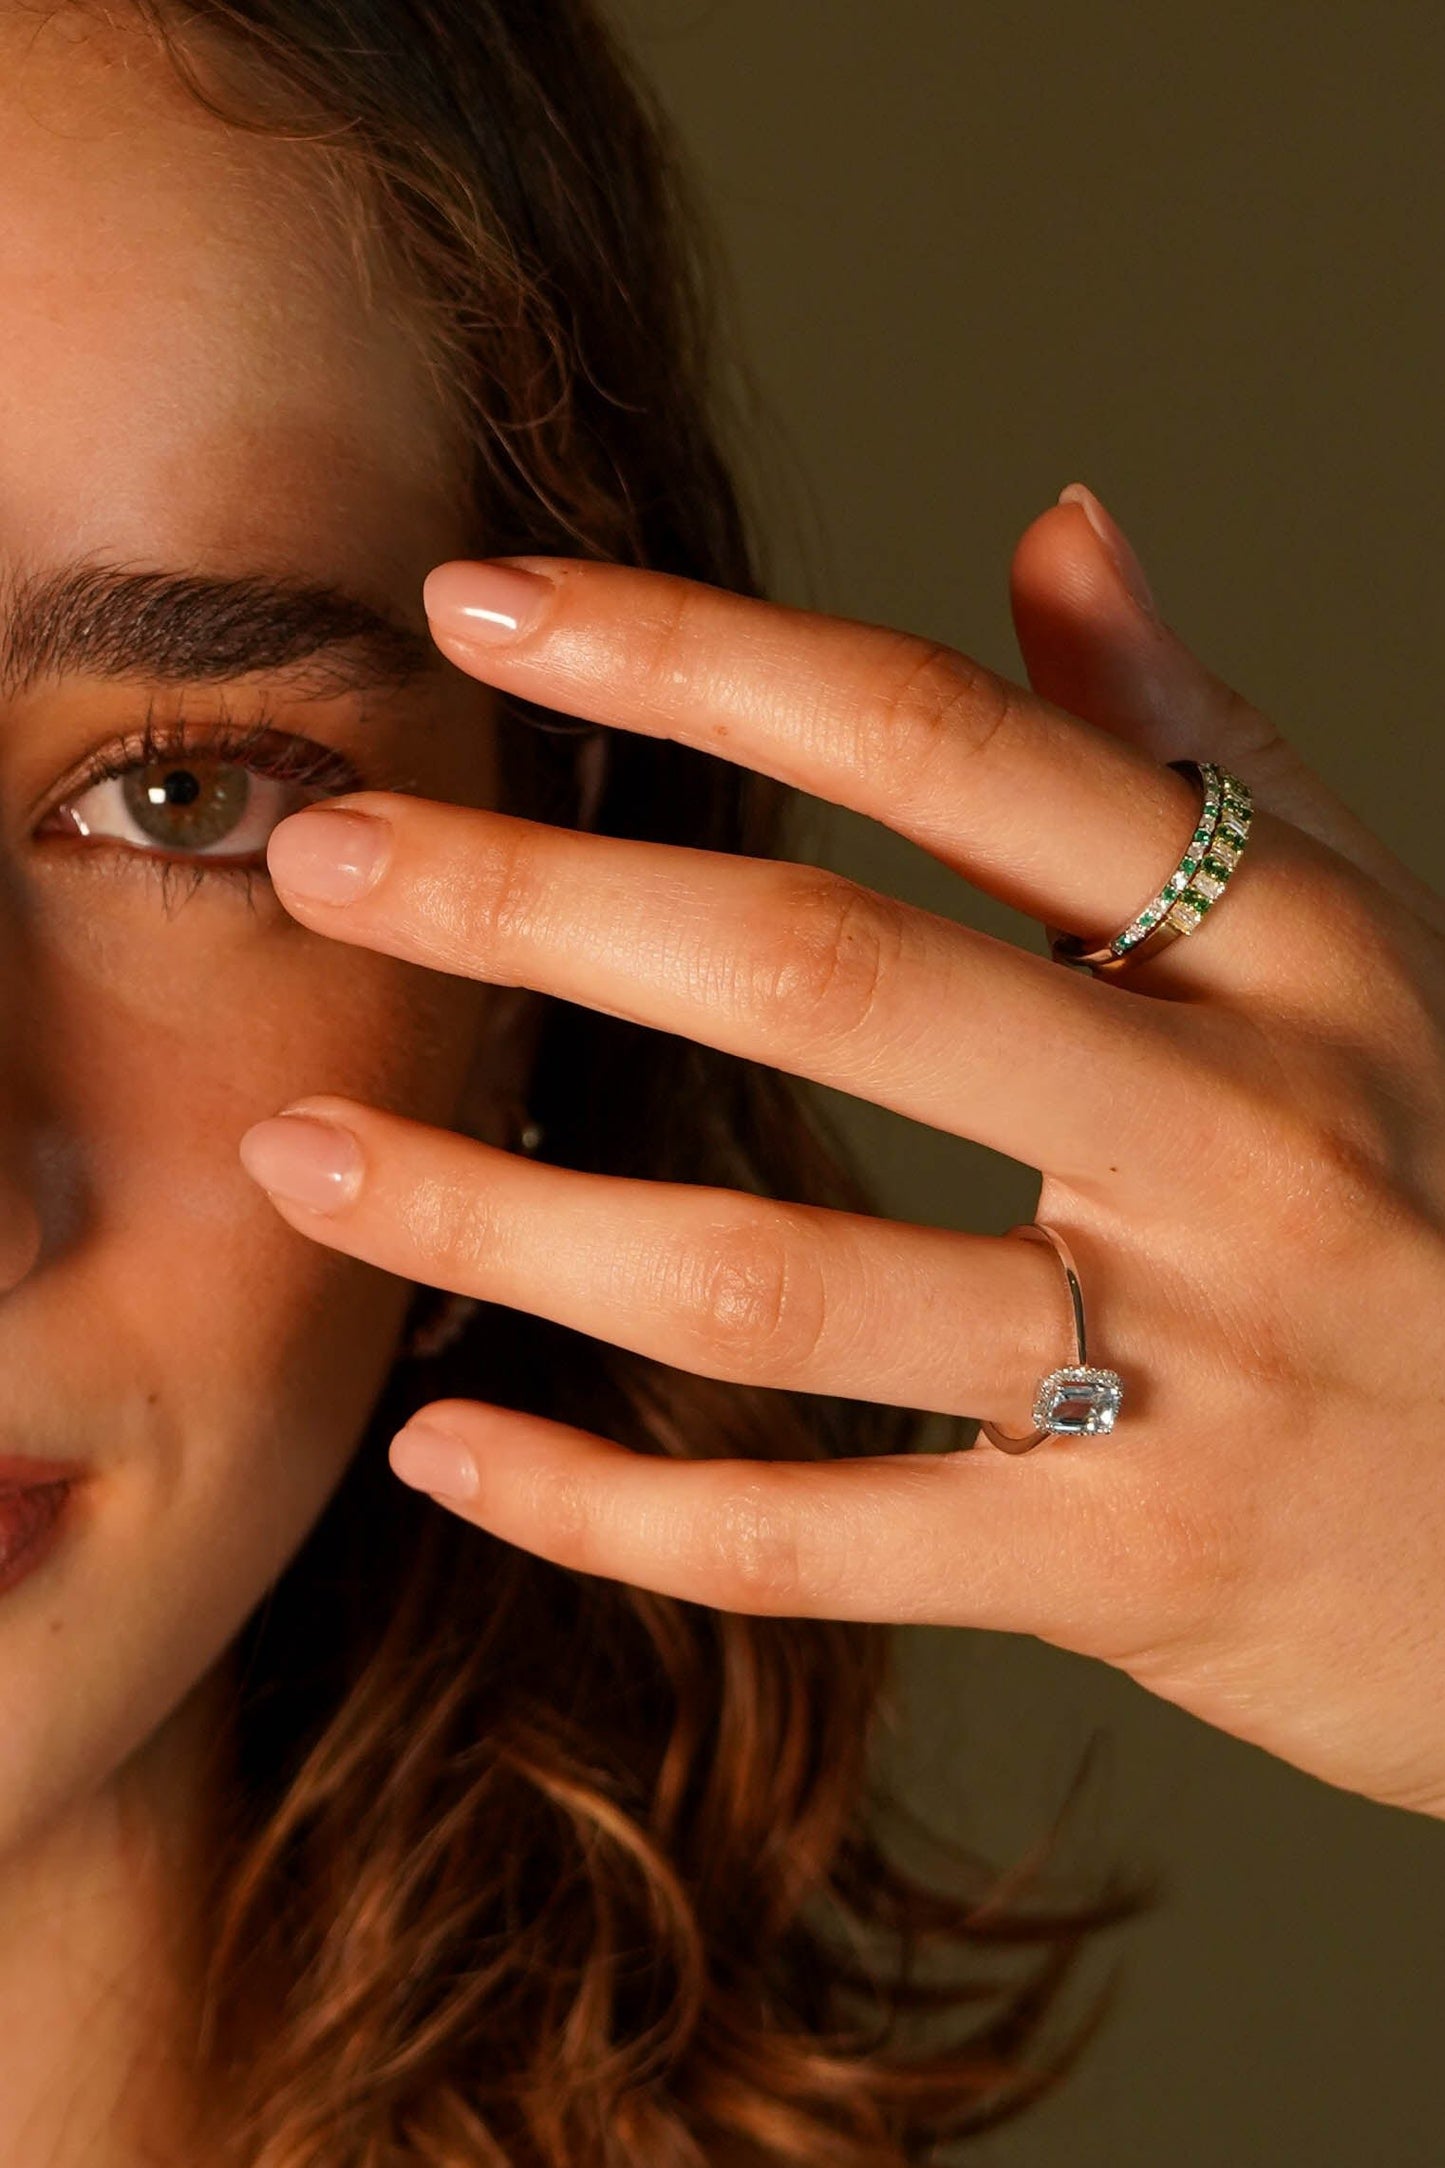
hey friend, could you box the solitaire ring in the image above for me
[977,1222,1124,1454]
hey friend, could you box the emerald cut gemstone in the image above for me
[1031,1365,1124,1436]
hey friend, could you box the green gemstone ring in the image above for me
[1046,758,1254,978]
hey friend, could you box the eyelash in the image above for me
[41,702,418,912]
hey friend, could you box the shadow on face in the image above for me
[0,2,510,1868]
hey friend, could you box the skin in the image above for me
[0,8,529,2158]
[244,540,1445,1829]
[2,6,1442,2166]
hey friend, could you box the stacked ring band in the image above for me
[1048,758,1254,977]
[978,1223,1123,1454]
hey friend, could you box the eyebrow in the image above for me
[0,557,439,703]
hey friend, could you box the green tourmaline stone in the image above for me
[1201,855,1233,879]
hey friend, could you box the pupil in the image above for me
[160,768,201,807]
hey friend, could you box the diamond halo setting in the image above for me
[1031,1364,1124,1437]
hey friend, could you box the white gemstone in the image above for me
[1032,1366,1123,1436]
[1194,871,1227,899]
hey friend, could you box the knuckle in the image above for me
[665,1208,827,1383]
[697,1473,806,1611]
[1183,1013,1414,1262]
[449,818,541,963]
[400,1170,496,1282]
[736,868,903,1056]
[1075,1454,1262,1670]
[1241,1059,1413,1260]
[526,1460,598,1571]
[863,638,1018,796]
[629,580,712,717]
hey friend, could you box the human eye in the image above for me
[32,708,376,881]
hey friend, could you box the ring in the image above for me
[1046,758,1254,977]
[977,1223,1124,1453]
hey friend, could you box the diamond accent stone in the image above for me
[1193,870,1227,899]
[1166,892,1209,930]
[1031,1365,1124,1436]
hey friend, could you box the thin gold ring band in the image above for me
[1047,758,1255,977]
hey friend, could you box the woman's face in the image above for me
[0,7,505,1857]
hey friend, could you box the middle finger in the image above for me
[266,795,1209,1190]
[417,555,1324,1002]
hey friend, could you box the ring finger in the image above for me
[235,1093,1126,1434]
[265,795,1226,1199]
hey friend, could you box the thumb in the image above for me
[1010,483,1441,931]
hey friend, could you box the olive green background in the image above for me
[610,4,1445,2161]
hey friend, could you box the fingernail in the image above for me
[1057,483,1157,617]
[389,1419,479,1500]
[423,559,554,644]
[268,807,390,905]
[238,1113,364,1213]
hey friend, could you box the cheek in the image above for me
[0,873,497,1849]
[49,871,493,1381]
[31,870,493,1430]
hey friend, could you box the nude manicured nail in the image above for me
[389,1420,480,1501]
[268,807,390,904]
[238,1114,364,1212]
[423,559,553,642]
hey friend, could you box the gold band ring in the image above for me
[1047,758,1254,978]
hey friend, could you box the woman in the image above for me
[1,1,1440,2162]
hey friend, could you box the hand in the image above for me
[237,489,1445,1821]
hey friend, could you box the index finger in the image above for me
[420,556,1331,1001]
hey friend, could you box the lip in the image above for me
[0,1482,73,1598]
[0,1456,87,1490]
[0,1464,83,1599]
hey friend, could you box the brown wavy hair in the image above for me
[116,1,1163,2159]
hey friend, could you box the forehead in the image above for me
[0,6,465,609]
